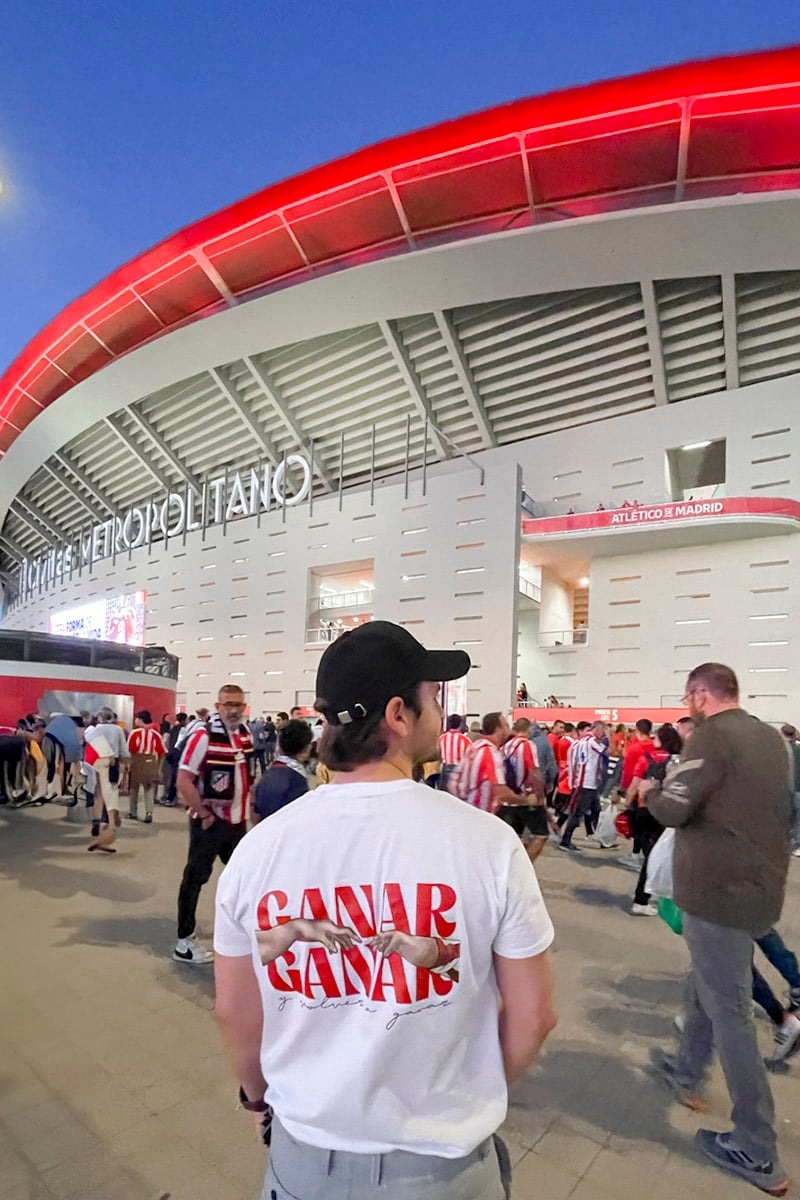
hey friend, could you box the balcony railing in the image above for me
[539,628,588,647]
[316,589,373,610]
[518,576,542,603]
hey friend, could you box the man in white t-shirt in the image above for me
[214,621,556,1200]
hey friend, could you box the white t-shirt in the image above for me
[214,779,553,1157]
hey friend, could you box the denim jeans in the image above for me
[674,914,779,1163]
[756,928,800,990]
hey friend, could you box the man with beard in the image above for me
[213,622,555,1200]
[642,663,792,1196]
[172,684,254,965]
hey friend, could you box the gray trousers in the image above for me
[262,1118,509,1200]
[674,913,778,1162]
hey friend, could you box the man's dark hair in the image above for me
[276,711,289,722]
[656,723,683,756]
[635,718,653,736]
[446,713,463,731]
[317,687,421,771]
[563,722,575,733]
[136,709,152,725]
[687,662,739,701]
[576,721,591,733]
[176,713,188,726]
[481,712,505,736]
[676,716,695,730]
[278,719,314,759]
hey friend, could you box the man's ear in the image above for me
[383,695,413,738]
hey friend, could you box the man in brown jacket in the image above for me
[642,663,793,1196]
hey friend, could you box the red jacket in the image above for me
[621,736,654,790]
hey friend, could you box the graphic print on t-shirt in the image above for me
[255,880,460,1011]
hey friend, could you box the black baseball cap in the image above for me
[315,620,470,726]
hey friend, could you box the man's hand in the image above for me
[370,931,437,968]
[290,919,361,953]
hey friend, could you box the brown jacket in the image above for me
[647,707,792,937]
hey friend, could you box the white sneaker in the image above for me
[792,848,800,858]
[173,935,214,965]
[631,902,658,916]
[766,1013,800,1064]
[674,1013,686,1033]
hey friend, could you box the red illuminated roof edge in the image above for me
[2,45,800,449]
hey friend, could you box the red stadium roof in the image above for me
[2,45,800,456]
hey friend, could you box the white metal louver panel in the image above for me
[394,314,484,454]
[452,285,656,442]
[252,325,426,480]
[736,271,800,386]
[654,277,726,402]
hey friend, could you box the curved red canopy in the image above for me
[1,45,799,455]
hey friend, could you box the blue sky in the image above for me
[0,0,798,371]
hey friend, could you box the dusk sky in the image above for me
[1,0,798,371]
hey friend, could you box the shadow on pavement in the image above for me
[511,1047,698,1161]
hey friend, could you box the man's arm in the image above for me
[645,734,724,828]
[215,953,267,1102]
[494,950,557,1081]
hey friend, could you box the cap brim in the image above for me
[422,648,471,682]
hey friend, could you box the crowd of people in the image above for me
[6,630,800,1197]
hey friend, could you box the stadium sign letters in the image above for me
[16,456,311,598]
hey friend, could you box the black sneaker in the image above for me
[91,821,100,838]
[126,812,137,820]
[144,814,153,824]
[695,1129,789,1195]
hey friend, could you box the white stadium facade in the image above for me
[2,46,800,723]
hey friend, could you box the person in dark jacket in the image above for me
[253,719,314,822]
[642,662,793,1196]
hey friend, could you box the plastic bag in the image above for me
[646,827,675,898]
[593,802,619,848]
[657,896,683,935]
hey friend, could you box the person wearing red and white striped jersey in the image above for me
[173,684,254,965]
[457,712,517,813]
[127,710,165,823]
[438,713,470,792]
[502,717,550,862]
[559,720,607,852]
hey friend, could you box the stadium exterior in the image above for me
[2,47,800,722]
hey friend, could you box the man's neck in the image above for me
[703,700,740,719]
[332,752,414,784]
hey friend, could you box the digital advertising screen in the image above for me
[48,591,146,646]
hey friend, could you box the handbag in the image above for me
[614,810,632,839]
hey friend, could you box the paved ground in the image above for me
[1,801,798,1200]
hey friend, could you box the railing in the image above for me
[316,589,373,610]
[0,629,179,679]
[306,626,342,646]
[539,628,588,647]
[518,576,542,603]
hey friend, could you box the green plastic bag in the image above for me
[658,896,683,936]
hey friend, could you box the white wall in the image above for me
[4,459,522,719]
[516,608,551,704]
[6,373,800,721]
[539,568,575,639]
